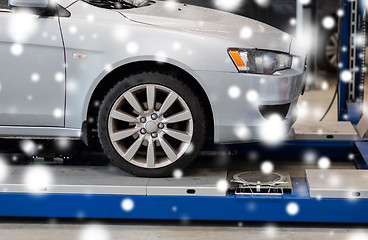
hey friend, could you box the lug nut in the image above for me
[151,113,158,120]
[140,117,147,123]
[158,122,164,129]
[140,128,147,134]
[151,132,158,138]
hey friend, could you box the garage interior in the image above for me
[0,0,368,239]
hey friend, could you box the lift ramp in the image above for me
[306,169,368,198]
[0,166,227,197]
[293,121,358,140]
[0,165,367,223]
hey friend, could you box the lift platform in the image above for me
[1,120,368,223]
[0,157,367,223]
[0,0,367,224]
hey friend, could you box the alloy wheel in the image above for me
[107,84,194,169]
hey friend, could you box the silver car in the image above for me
[0,0,306,177]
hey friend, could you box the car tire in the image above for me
[97,72,205,177]
[318,28,339,73]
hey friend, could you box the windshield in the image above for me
[83,0,150,9]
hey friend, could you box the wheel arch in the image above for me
[84,60,215,146]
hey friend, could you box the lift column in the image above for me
[338,0,366,123]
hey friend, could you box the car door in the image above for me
[0,0,65,127]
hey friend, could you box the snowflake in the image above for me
[67,80,78,93]
[261,161,274,173]
[303,150,317,164]
[289,18,296,26]
[337,9,344,17]
[31,73,40,82]
[347,232,368,240]
[69,25,78,34]
[286,202,299,216]
[239,26,253,39]
[165,0,177,10]
[214,0,242,11]
[54,72,64,82]
[121,198,135,212]
[258,114,286,145]
[9,11,37,42]
[86,14,95,22]
[10,43,23,56]
[246,90,259,103]
[0,158,8,182]
[126,41,139,54]
[340,70,352,83]
[321,81,329,90]
[322,16,335,30]
[300,0,311,5]
[56,139,71,150]
[53,108,63,119]
[254,0,270,7]
[80,225,110,240]
[155,51,167,62]
[19,140,37,155]
[318,157,331,169]
[24,166,53,192]
[113,26,129,42]
[216,179,228,193]
[172,41,181,50]
[173,169,183,179]
[227,85,241,99]
[233,126,250,141]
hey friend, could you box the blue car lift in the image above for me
[0,0,368,224]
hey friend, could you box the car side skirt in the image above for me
[0,126,81,139]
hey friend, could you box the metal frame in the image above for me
[0,0,367,224]
[0,177,367,223]
[0,138,366,223]
[339,0,366,123]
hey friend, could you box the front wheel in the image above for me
[97,72,205,177]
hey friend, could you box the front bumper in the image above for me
[194,66,307,143]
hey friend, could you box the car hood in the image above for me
[118,1,293,54]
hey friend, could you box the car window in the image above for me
[83,0,150,9]
[0,0,8,9]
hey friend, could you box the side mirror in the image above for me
[9,0,49,9]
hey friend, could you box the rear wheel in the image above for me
[324,31,339,72]
[318,29,339,73]
[97,72,205,177]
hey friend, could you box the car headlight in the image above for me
[228,49,292,74]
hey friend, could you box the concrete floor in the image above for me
[297,71,339,123]
[0,218,367,240]
[0,71,367,239]
[296,69,368,123]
